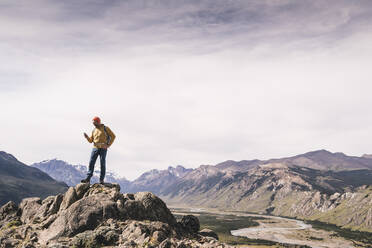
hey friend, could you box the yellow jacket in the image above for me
[86,124,116,148]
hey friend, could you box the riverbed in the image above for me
[229,212,355,248]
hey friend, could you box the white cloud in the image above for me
[1,0,372,180]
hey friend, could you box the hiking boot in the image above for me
[81,177,91,184]
[99,180,104,185]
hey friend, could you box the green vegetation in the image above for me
[6,220,21,228]
[305,220,372,245]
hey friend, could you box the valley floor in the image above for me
[170,206,369,248]
[230,214,354,248]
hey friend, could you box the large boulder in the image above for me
[19,197,42,224]
[39,193,118,242]
[59,186,78,211]
[39,183,122,243]
[118,191,177,226]
[179,214,200,233]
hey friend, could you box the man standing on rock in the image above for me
[81,116,116,184]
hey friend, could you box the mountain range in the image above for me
[161,163,372,231]
[0,151,68,206]
[29,149,372,192]
[156,150,372,232]
[2,149,372,232]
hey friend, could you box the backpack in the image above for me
[103,125,111,145]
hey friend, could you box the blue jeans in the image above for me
[87,148,107,181]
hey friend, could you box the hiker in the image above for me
[81,116,116,184]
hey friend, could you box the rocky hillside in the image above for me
[31,159,131,188]
[0,183,229,248]
[0,151,68,206]
[160,163,372,232]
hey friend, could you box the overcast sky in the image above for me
[1,0,372,180]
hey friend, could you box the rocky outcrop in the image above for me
[0,183,227,248]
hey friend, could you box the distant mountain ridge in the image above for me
[212,149,372,172]
[31,159,131,189]
[29,149,372,195]
[127,165,193,194]
[0,151,68,206]
[362,154,372,159]
[267,149,372,171]
[30,159,191,194]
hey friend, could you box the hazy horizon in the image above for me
[1,0,372,180]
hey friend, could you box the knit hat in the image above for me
[92,116,101,124]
